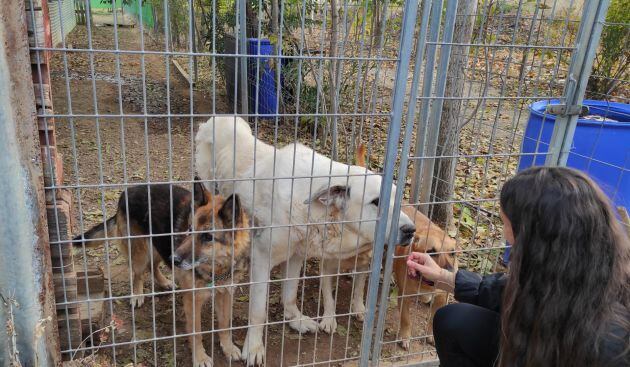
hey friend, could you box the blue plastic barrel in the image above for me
[503,99,630,264]
[247,39,277,116]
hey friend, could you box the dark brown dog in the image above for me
[73,182,251,366]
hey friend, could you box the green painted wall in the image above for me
[88,0,155,29]
[89,0,123,10]
[123,0,155,29]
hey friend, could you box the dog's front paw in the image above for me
[419,294,432,304]
[193,349,213,367]
[288,314,318,334]
[156,278,175,290]
[350,302,366,322]
[399,338,410,351]
[130,295,145,308]
[319,315,337,334]
[241,334,265,366]
[220,341,241,362]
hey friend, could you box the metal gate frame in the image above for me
[360,0,613,366]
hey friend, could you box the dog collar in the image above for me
[205,270,232,288]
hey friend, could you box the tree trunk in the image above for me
[431,0,478,228]
[271,0,279,36]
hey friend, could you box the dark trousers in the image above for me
[433,303,501,367]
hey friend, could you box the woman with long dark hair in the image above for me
[406,166,630,367]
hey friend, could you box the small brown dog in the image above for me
[355,144,457,350]
[393,206,457,349]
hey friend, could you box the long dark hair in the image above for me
[498,166,630,367]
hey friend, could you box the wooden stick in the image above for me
[172,58,195,87]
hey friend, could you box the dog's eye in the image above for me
[200,232,214,242]
[370,198,379,207]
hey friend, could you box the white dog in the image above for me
[195,116,415,366]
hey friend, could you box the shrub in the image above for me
[587,0,630,98]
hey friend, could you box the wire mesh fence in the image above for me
[17,0,627,366]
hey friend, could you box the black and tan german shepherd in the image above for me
[73,180,250,366]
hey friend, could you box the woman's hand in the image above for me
[406,252,443,282]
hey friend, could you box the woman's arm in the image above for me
[454,270,507,313]
[407,252,507,312]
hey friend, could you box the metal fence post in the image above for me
[416,0,460,212]
[238,0,249,116]
[0,1,60,365]
[409,0,444,209]
[370,0,434,363]
[546,0,611,166]
[358,0,419,365]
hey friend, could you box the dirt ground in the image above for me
[51,24,440,366]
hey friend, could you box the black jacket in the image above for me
[453,269,630,366]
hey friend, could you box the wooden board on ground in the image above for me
[172,58,196,87]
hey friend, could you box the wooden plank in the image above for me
[56,312,82,351]
[26,9,52,49]
[33,83,53,108]
[172,58,196,87]
[30,48,50,65]
[38,117,56,147]
[54,273,78,300]
[41,146,63,187]
[26,0,44,11]
[77,267,106,336]
[78,298,105,337]
[77,269,105,295]
[31,63,51,86]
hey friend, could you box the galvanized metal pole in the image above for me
[371,0,433,362]
[0,1,60,365]
[359,0,419,365]
[417,0,459,212]
[238,0,249,116]
[546,0,611,166]
[408,0,444,211]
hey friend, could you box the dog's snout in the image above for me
[397,224,416,246]
[400,224,415,235]
[170,254,183,267]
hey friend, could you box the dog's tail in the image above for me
[195,116,273,187]
[355,143,367,168]
[72,215,118,248]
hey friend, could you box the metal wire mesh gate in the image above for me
[1,0,627,366]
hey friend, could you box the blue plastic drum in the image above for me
[247,39,278,116]
[503,99,630,264]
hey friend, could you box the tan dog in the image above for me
[393,206,457,349]
[355,144,458,350]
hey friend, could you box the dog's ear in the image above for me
[304,185,351,210]
[193,178,208,207]
[219,194,242,228]
[249,215,263,238]
[355,143,367,168]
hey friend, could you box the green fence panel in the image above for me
[123,0,155,29]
